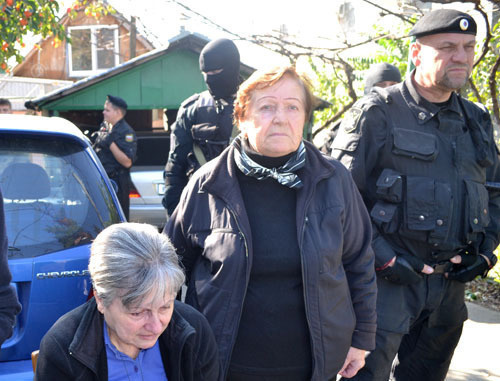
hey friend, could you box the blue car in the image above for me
[0,115,125,380]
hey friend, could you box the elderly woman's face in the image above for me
[240,75,306,157]
[96,290,176,359]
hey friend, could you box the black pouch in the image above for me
[376,169,403,203]
[371,201,399,234]
[464,180,490,243]
[392,128,438,161]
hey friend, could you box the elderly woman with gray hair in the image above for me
[35,223,220,381]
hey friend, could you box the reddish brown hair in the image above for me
[234,66,315,126]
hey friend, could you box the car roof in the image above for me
[0,115,87,142]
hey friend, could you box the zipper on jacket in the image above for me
[298,168,333,378]
[223,204,250,379]
[299,214,316,376]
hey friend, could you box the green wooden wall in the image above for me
[45,49,206,111]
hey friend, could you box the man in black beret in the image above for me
[333,8,500,381]
[162,38,240,216]
[93,95,137,220]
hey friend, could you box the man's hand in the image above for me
[338,347,366,378]
[445,252,490,283]
[378,253,433,285]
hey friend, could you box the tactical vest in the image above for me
[189,91,236,168]
[353,86,494,256]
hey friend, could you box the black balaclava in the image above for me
[364,63,402,94]
[199,38,240,100]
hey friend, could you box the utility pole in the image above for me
[130,16,137,59]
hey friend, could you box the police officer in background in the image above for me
[162,38,240,216]
[332,9,500,381]
[93,95,137,220]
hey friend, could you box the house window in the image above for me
[68,25,119,77]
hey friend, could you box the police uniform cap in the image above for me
[409,9,477,38]
[106,95,128,110]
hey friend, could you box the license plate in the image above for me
[155,182,165,195]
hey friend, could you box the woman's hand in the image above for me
[338,346,366,378]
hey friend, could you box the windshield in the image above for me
[0,134,120,258]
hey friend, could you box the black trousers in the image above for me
[111,170,130,221]
[346,274,466,381]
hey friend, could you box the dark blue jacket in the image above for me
[163,91,235,215]
[165,141,377,380]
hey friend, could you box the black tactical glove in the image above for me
[378,253,424,285]
[446,253,489,283]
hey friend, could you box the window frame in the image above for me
[67,24,120,77]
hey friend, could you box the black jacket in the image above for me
[165,141,377,380]
[35,298,220,381]
[163,91,235,215]
[332,75,500,270]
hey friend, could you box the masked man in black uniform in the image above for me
[332,9,500,381]
[93,95,137,220]
[319,63,401,155]
[162,38,240,216]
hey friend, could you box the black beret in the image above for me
[106,95,127,110]
[409,9,477,38]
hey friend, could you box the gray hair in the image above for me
[88,222,185,308]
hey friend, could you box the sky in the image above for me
[100,0,483,69]
[14,0,484,71]
[100,0,388,69]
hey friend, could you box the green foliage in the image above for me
[468,19,500,117]
[310,21,412,137]
[0,0,64,70]
[492,247,500,283]
[309,58,352,130]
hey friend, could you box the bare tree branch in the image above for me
[472,3,492,68]
[359,0,416,24]
[468,77,483,104]
[313,101,355,139]
[489,54,500,125]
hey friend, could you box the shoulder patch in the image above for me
[125,134,134,142]
[342,107,363,133]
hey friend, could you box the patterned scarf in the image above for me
[232,136,306,188]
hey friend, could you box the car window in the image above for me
[134,134,170,166]
[0,134,121,259]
